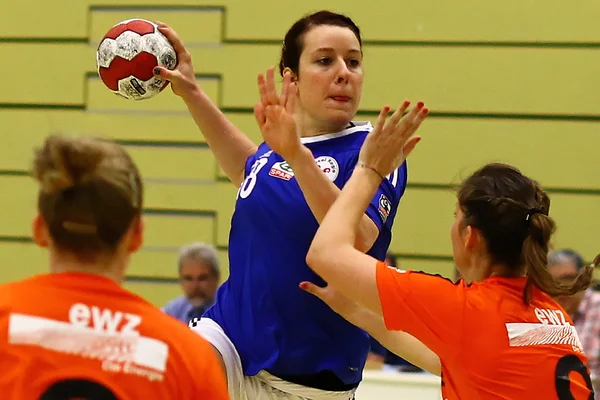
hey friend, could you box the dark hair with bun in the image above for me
[33,135,143,259]
[457,163,597,304]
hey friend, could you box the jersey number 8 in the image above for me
[237,158,269,199]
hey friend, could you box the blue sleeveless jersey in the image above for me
[204,122,408,385]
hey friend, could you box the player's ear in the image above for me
[283,67,298,83]
[463,225,482,252]
[32,214,49,248]
[126,217,144,253]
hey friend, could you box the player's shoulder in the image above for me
[0,274,45,289]
[254,143,273,159]
[383,267,463,290]
[0,275,46,304]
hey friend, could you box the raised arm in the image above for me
[305,103,427,313]
[306,103,471,363]
[285,147,380,251]
[154,23,257,187]
[256,68,380,251]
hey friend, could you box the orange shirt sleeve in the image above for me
[376,261,465,360]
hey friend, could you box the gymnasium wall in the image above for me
[1,0,599,306]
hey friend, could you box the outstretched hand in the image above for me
[254,67,304,162]
[152,22,199,99]
[358,101,428,179]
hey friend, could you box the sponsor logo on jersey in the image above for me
[9,309,168,382]
[378,194,391,223]
[506,307,584,351]
[315,156,339,181]
[269,161,294,181]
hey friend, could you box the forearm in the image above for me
[182,88,258,187]
[342,304,440,375]
[287,147,379,252]
[309,165,382,254]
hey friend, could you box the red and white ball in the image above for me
[96,19,177,100]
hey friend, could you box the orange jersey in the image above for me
[0,272,229,400]
[376,262,594,400]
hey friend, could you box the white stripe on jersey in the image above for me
[300,121,373,144]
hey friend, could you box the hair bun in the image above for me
[34,135,106,194]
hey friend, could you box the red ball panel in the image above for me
[104,19,155,40]
[126,19,155,36]
[104,24,128,41]
[98,52,158,91]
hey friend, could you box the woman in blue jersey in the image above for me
[154,10,428,400]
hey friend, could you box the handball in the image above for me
[96,19,177,100]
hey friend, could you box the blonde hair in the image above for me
[33,134,143,258]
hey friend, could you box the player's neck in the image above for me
[48,251,126,284]
[464,254,525,282]
[295,113,349,138]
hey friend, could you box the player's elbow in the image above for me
[306,240,351,282]
[306,236,335,275]
[355,217,379,253]
[354,233,376,253]
[306,241,326,274]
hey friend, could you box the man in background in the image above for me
[163,242,221,325]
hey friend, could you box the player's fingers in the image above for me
[299,281,325,299]
[387,100,411,129]
[394,102,426,141]
[265,67,280,105]
[153,66,179,81]
[413,106,429,126]
[402,101,424,126]
[402,136,422,158]
[264,104,281,122]
[254,103,266,128]
[156,23,189,61]
[257,73,269,107]
[399,106,428,140]
[373,106,391,135]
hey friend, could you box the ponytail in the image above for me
[522,213,596,304]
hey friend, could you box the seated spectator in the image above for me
[163,242,220,324]
[548,248,600,395]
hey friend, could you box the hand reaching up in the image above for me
[254,67,305,162]
[358,101,428,179]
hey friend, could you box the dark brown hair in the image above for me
[33,135,143,260]
[279,10,362,77]
[457,163,597,304]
